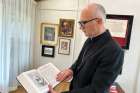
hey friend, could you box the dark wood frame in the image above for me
[42,45,55,57]
[106,14,134,49]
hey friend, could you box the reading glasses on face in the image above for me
[78,18,98,27]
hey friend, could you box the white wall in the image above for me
[136,50,140,93]
[33,0,86,70]
[33,0,140,93]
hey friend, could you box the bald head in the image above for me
[79,3,106,37]
[81,3,106,22]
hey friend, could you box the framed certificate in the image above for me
[106,14,134,49]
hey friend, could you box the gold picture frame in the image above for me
[59,19,75,37]
[40,23,58,45]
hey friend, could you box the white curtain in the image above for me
[0,0,36,93]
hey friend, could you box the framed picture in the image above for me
[59,19,75,37]
[58,38,71,55]
[106,14,134,49]
[42,45,55,57]
[41,23,58,45]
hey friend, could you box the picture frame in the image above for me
[59,19,75,37]
[58,38,71,55]
[106,14,134,49]
[42,45,55,57]
[41,23,58,45]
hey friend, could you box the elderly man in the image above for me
[49,3,124,93]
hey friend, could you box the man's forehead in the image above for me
[80,9,96,20]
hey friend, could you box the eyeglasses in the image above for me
[78,18,98,27]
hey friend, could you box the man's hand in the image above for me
[56,68,73,81]
[48,85,59,93]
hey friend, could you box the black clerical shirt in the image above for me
[63,30,124,93]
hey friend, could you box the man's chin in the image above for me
[84,34,87,36]
[83,32,90,37]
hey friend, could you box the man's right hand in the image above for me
[56,68,73,82]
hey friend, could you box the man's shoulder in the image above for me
[105,39,123,52]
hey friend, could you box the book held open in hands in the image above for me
[17,63,60,93]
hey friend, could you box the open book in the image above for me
[17,63,60,93]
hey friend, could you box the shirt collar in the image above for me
[89,29,112,45]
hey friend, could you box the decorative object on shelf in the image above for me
[109,82,125,93]
[59,19,75,37]
[106,14,134,49]
[58,38,71,55]
[42,45,55,57]
[41,23,58,45]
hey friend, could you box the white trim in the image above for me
[32,0,38,5]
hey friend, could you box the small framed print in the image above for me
[41,23,58,45]
[106,14,134,49]
[59,19,75,37]
[58,38,71,55]
[42,45,55,57]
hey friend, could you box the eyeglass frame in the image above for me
[78,18,98,27]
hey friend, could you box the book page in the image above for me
[37,63,60,88]
[17,70,49,93]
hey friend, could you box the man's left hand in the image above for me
[48,85,59,93]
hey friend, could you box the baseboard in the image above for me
[9,86,17,92]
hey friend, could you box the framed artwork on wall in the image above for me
[106,14,134,49]
[42,45,55,57]
[58,19,75,37]
[40,23,58,45]
[58,38,71,55]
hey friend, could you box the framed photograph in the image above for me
[58,38,71,55]
[42,45,55,57]
[59,19,75,37]
[41,23,58,45]
[106,14,134,49]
